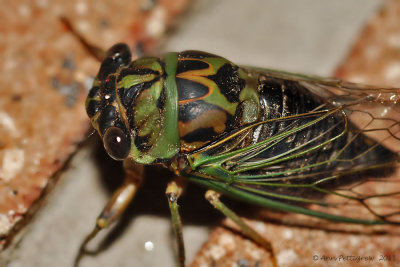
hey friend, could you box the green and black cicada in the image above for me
[77,43,400,266]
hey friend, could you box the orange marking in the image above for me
[178,109,227,138]
[176,57,221,104]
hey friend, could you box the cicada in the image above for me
[76,42,400,266]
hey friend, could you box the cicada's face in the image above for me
[85,43,132,160]
[85,43,167,162]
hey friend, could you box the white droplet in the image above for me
[144,241,154,251]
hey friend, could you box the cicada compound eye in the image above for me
[106,43,132,66]
[103,127,130,161]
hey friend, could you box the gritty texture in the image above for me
[6,1,400,267]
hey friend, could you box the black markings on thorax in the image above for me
[207,64,245,103]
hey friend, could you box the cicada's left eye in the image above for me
[98,44,132,81]
[103,126,130,161]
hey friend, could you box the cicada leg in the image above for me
[205,190,278,267]
[165,178,187,267]
[74,158,144,267]
[60,16,144,62]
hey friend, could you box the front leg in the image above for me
[74,158,144,267]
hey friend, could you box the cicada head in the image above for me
[85,44,180,164]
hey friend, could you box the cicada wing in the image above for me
[294,73,400,154]
[187,73,400,225]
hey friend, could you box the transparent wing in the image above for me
[186,71,400,225]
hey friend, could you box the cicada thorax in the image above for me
[175,51,261,152]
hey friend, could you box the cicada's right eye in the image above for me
[106,43,132,67]
[103,126,130,161]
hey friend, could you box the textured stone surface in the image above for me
[5,1,400,267]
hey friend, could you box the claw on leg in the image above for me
[74,226,100,267]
